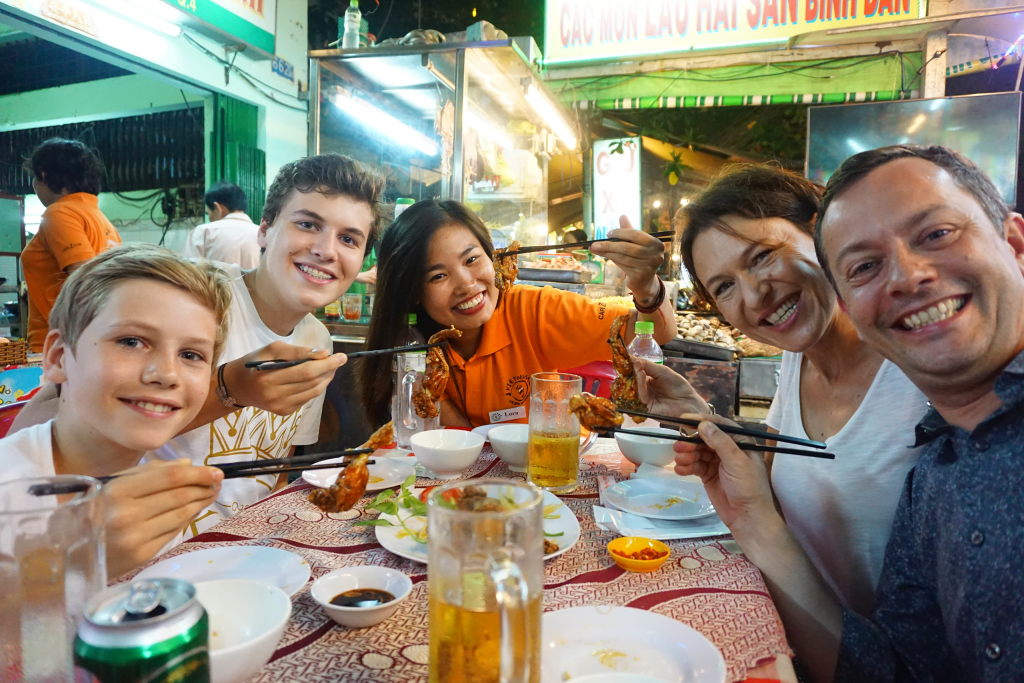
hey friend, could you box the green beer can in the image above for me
[74,578,209,683]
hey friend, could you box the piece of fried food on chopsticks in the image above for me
[413,326,463,419]
[308,421,395,513]
[568,392,624,431]
[493,241,520,292]
[608,313,646,422]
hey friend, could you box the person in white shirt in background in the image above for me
[183,181,260,269]
[638,165,928,617]
[0,243,230,578]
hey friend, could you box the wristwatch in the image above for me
[216,363,241,408]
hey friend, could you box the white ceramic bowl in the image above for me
[310,566,413,628]
[614,427,679,468]
[410,429,485,476]
[193,579,291,683]
[488,424,529,472]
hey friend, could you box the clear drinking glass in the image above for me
[427,478,543,683]
[393,351,440,450]
[0,476,106,683]
[527,372,582,494]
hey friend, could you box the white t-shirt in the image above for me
[766,351,928,616]
[0,420,56,483]
[144,263,331,541]
[182,213,261,270]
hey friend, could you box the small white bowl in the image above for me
[615,427,679,468]
[193,579,291,683]
[488,424,529,472]
[311,566,413,628]
[410,429,485,476]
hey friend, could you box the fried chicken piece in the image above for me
[569,392,624,432]
[608,314,646,422]
[493,241,520,292]
[308,421,395,513]
[413,326,463,419]
[544,538,560,555]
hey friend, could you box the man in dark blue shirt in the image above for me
[675,145,1024,682]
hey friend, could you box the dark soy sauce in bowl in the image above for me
[330,588,395,608]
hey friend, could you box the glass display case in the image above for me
[308,40,577,248]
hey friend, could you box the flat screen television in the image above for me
[806,92,1022,205]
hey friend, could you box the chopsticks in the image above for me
[599,426,835,459]
[215,448,373,472]
[619,409,827,450]
[209,460,376,480]
[496,230,674,257]
[245,341,447,370]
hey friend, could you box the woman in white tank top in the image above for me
[670,166,929,615]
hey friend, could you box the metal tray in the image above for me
[517,267,593,283]
[663,337,738,362]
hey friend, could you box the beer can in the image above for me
[74,578,209,683]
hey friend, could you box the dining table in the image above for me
[122,438,796,683]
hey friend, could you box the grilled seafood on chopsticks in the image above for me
[608,313,646,423]
[493,241,520,292]
[569,392,624,432]
[308,421,395,513]
[413,326,463,419]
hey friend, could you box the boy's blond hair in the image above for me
[49,244,232,362]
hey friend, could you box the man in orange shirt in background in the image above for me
[21,139,122,351]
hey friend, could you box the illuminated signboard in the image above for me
[162,0,276,55]
[592,137,641,240]
[544,0,926,65]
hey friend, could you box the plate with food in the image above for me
[541,605,726,683]
[604,478,716,521]
[135,546,311,597]
[303,457,416,492]
[363,479,580,563]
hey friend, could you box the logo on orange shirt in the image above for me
[597,302,608,320]
[504,374,530,406]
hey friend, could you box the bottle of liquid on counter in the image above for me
[342,0,361,48]
[628,320,663,364]
[324,298,341,321]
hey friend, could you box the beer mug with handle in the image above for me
[393,351,439,449]
[428,478,543,683]
[527,372,583,494]
[0,476,106,682]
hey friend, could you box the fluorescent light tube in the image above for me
[465,109,514,149]
[525,84,576,149]
[331,92,439,157]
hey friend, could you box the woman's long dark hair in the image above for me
[358,199,494,427]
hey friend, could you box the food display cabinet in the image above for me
[309,40,577,248]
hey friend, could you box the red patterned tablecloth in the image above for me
[126,445,793,683]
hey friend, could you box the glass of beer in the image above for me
[428,478,543,683]
[527,372,582,493]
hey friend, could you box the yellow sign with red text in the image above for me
[544,0,925,64]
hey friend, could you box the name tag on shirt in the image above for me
[489,406,526,423]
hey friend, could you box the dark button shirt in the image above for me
[835,350,1024,683]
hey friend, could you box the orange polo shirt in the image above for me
[22,193,121,351]
[444,284,629,427]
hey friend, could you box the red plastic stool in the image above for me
[560,361,615,398]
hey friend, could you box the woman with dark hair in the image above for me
[360,200,682,428]
[652,164,928,616]
[21,138,121,351]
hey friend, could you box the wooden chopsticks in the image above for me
[495,230,674,257]
[618,409,827,450]
[600,426,835,460]
[245,341,448,370]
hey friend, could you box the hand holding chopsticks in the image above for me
[494,230,674,257]
[245,341,449,371]
[596,426,834,459]
[618,409,827,450]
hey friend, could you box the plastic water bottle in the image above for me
[342,0,361,48]
[628,320,663,364]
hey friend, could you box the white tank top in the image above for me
[766,351,928,616]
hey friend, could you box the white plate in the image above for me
[541,606,726,683]
[302,457,416,492]
[374,489,580,564]
[136,546,311,597]
[604,478,716,521]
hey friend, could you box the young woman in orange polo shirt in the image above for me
[360,200,684,428]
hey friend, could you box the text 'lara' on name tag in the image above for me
[489,406,526,424]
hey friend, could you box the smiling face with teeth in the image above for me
[823,157,1024,396]
[692,216,840,353]
[43,279,217,461]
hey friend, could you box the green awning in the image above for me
[574,90,919,109]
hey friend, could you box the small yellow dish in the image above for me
[607,537,671,573]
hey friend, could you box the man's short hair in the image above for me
[50,244,233,362]
[262,153,386,255]
[814,144,1011,288]
[24,138,105,196]
[204,181,248,213]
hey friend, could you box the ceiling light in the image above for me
[680,198,689,206]
[525,83,576,149]
[331,92,439,156]
[85,0,182,36]
[653,200,661,208]
[466,109,514,149]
